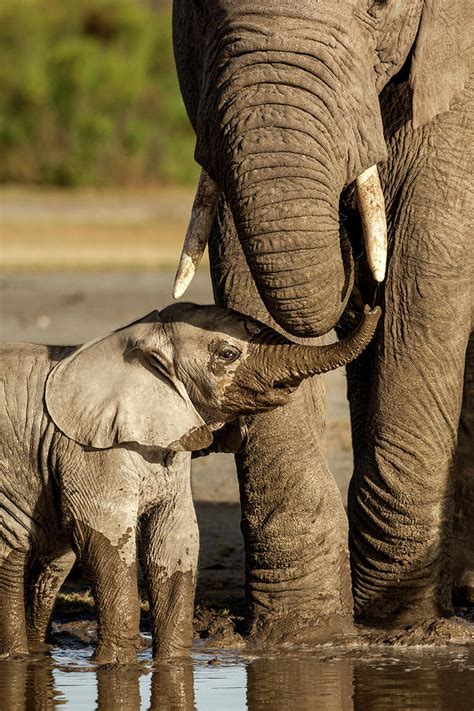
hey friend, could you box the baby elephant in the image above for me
[0,302,380,663]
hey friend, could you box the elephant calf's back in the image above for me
[0,343,63,553]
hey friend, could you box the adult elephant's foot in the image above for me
[374,616,474,647]
[247,613,356,648]
[0,620,30,659]
[0,647,30,660]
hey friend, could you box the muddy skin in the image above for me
[146,569,196,658]
[194,608,474,652]
[0,550,29,658]
[73,524,141,665]
[25,549,76,652]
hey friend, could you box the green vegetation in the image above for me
[0,0,199,186]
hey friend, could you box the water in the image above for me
[1,643,473,710]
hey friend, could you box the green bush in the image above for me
[0,0,199,186]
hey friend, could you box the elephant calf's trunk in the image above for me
[261,305,381,387]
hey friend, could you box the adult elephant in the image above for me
[172,0,473,640]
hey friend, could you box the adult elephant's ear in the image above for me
[410,0,473,127]
[45,311,212,452]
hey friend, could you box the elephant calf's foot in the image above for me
[27,637,51,654]
[375,616,474,647]
[0,640,30,660]
[92,639,140,665]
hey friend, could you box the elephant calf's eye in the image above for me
[217,345,241,364]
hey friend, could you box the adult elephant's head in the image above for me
[173,0,471,336]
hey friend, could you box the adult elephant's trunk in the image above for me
[225,157,353,337]
[176,8,387,337]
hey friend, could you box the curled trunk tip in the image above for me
[256,304,381,388]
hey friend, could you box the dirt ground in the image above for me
[0,188,353,611]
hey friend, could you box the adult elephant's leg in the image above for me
[209,204,354,641]
[139,466,199,658]
[237,383,353,641]
[349,80,474,623]
[453,333,474,603]
[26,548,76,650]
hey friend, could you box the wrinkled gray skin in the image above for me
[0,302,378,663]
[173,0,473,637]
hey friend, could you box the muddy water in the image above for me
[1,643,473,710]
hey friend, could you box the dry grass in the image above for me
[0,187,205,272]
[55,590,150,617]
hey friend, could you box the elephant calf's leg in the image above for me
[73,523,140,664]
[139,483,199,659]
[26,548,76,651]
[0,549,29,657]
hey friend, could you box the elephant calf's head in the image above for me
[45,302,380,454]
[159,302,380,422]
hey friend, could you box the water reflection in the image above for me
[246,657,354,711]
[0,648,473,711]
[0,658,62,710]
[353,657,474,711]
[97,666,142,710]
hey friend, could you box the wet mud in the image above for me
[47,581,474,656]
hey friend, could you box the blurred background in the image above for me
[0,0,197,187]
[1,0,198,271]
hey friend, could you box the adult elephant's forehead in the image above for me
[209,0,355,22]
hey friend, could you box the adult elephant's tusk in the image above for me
[355,165,388,283]
[173,169,219,299]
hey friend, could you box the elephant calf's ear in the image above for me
[410,0,473,127]
[45,316,213,452]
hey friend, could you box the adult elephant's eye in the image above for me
[217,345,241,364]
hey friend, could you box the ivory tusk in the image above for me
[355,165,388,283]
[173,169,219,299]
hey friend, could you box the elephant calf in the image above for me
[0,301,379,663]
